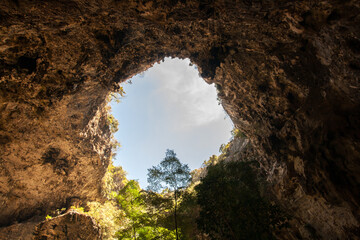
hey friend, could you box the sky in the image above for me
[110,57,233,188]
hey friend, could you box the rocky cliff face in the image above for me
[0,211,101,240]
[0,0,359,238]
[33,211,101,240]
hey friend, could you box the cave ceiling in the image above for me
[0,0,359,239]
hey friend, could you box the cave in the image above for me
[0,0,359,239]
[108,57,233,187]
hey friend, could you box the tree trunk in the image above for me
[174,190,179,240]
[133,226,136,240]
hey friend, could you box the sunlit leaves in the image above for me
[87,201,124,239]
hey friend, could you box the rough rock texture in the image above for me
[0,211,101,240]
[0,217,41,240]
[33,211,101,240]
[0,0,359,239]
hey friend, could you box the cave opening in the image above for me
[0,1,359,238]
[108,57,233,188]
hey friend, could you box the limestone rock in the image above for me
[33,211,101,240]
[0,0,359,238]
[0,217,41,240]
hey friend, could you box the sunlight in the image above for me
[110,57,233,187]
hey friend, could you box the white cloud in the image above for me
[143,58,226,130]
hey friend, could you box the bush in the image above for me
[87,201,125,239]
[107,114,119,133]
[196,161,287,240]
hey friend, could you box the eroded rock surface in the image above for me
[0,0,359,239]
[33,211,101,240]
[0,217,41,240]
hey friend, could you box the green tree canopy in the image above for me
[116,180,147,239]
[147,149,191,193]
[196,160,288,240]
[147,149,191,240]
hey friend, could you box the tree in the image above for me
[141,190,174,233]
[116,180,147,240]
[195,160,288,240]
[116,180,178,240]
[177,190,204,240]
[147,149,191,240]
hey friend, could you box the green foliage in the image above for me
[111,140,121,152]
[137,226,178,240]
[188,168,203,187]
[90,133,289,240]
[105,87,124,152]
[117,226,177,240]
[110,92,124,104]
[231,128,246,139]
[106,85,125,104]
[147,149,191,240]
[87,201,124,240]
[62,164,129,239]
[196,161,288,240]
[117,181,144,216]
[70,206,85,213]
[115,181,177,239]
[45,208,67,220]
[203,155,218,167]
[147,149,191,193]
[95,151,183,239]
[177,190,205,240]
[70,203,120,239]
[141,191,173,227]
[116,180,148,239]
[108,114,119,133]
[218,142,230,155]
[105,93,121,159]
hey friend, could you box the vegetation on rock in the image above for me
[75,135,287,240]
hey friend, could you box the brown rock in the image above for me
[0,0,359,239]
[33,211,101,240]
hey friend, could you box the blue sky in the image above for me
[110,58,233,188]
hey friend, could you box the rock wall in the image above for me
[0,0,359,238]
[33,211,101,240]
[0,211,101,240]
